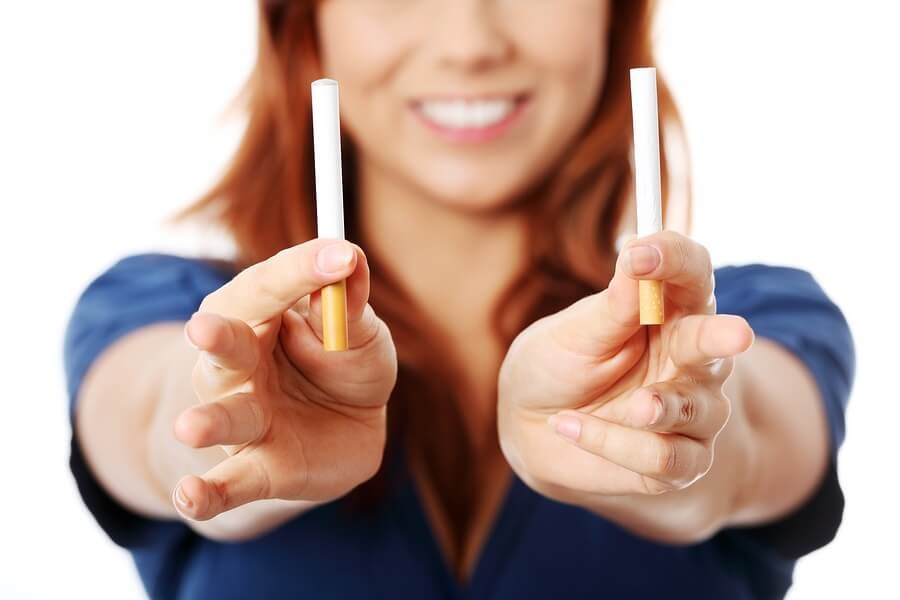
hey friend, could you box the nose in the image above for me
[428,0,512,73]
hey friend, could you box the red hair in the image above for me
[176,0,689,565]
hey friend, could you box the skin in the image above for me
[75,0,831,580]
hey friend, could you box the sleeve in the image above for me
[63,253,234,553]
[712,263,855,561]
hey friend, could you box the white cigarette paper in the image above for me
[311,79,349,351]
[630,67,665,325]
[311,79,346,240]
[630,67,662,238]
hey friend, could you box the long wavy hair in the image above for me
[176,0,689,562]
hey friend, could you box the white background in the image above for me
[1,1,897,598]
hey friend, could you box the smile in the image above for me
[410,94,530,143]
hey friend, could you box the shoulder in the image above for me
[66,251,238,331]
[713,262,819,292]
[66,252,236,327]
[711,262,852,350]
[70,252,237,312]
[89,252,237,290]
[712,263,844,319]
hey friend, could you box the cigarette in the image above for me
[311,78,349,351]
[629,67,665,325]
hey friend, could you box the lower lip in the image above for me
[410,97,530,144]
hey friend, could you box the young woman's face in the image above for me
[317,0,611,210]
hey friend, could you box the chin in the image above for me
[426,179,521,213]
[413,160,535,214]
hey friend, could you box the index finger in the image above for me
[201,239,359,327]
[173,454,270,521]
[620,230,715,312]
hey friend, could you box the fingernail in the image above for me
[173,484,193,511]
[549,414,582,441]
[183,319,199,350]
[626,245,661,275]
[316,242,354,274]
[649,393,664,425]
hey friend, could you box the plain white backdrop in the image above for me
[1,1,896,598]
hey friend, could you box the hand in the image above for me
[172,239,397,521]
[498,231,754,501]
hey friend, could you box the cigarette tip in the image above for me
[312,78,338,87]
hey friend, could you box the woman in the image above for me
[64,1,855,598]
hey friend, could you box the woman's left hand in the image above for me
[497,231,754,500]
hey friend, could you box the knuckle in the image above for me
[677,391,697,427]
[673,237,691,274]
[208,478,229,515]
[584,420,608,454]
[651,437,680,479]
[209,402,233,439]
[684,370,703,386]
[254,268,284,307]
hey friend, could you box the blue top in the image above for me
[63,255,855,600]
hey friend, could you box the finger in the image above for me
[548,411,711,489]
[173,393,267,448]
[619,230,715,311]
[285,301,384,354]
[551,256,641,358]
[670,313,754,370]
[172,454,271,521]
[336,244,370,322]
[201,239,359,327]
[591,381,730,440]
[305,245,380,346]
[186,313,259,397]
[185,312,260,389]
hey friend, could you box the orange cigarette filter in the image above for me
[321,280,349,351]
[639,280,664,325]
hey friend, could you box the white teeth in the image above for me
[419,99,515,129]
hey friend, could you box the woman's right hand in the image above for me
[171,239,397,521]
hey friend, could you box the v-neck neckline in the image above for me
[393,459,540,599]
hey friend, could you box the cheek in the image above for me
[316,5,403,82]
[512,2,609,116]
[316,5,414,173]
[512,0,609,64]
[315,5,411,138]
